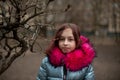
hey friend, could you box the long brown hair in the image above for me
[45,23,81,55]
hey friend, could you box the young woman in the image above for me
[36,23,95,80]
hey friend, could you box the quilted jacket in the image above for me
[36,57,94,80]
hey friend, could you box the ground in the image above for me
[0,37,120,80]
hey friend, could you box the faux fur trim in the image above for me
[48,36,95,71]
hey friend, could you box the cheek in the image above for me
[58,42,62,48]
[72,42,76,49]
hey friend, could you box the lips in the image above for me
[62,47,69,50]
[62,47,70,53]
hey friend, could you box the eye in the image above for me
[59,37,65,41]
[68,38,75,41]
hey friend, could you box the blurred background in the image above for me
[0,0,120,80]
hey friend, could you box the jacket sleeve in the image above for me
[36,58,47,80]
[84,64,95,80]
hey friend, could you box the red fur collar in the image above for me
[48,45,95,71]
[49,48,94,71]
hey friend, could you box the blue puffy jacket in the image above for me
[36,57,95,80]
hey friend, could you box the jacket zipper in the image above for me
[63,65,67,80]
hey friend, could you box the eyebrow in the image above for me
[60,36,74,38]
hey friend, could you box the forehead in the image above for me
[61,28,73,37]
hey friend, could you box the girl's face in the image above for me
[58,28,76,54]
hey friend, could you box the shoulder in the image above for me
[40,57,50,68]
[42,57,49,63]
[85,64,94,73]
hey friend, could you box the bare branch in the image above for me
[21,10,44,24]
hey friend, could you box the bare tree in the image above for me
[91,0,104,36]
[111,0,120,42]
[0,0,70,75]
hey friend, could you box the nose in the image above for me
[63,39,68,45]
